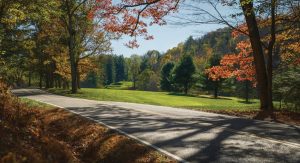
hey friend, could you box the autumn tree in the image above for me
[206,40,255,101]
[0,0,59,86]
[58,0,111,93]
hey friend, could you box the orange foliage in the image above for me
[206,40,256,86]
[90,0,178,48]
[55,54,97,81]
[276,29,300,66]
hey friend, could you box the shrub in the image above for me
[136,69,159,91]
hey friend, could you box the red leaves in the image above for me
[90,0,178,48]
[206,40,256,87]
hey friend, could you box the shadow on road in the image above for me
[66,105,300,162]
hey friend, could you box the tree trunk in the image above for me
[133,78,136,89]
[66,0,78,93]
[70,54,77,93]
[68,15,77,93]
[58,77,62,88]
[265,0,277,111]
[214,81,218,98]
[63,79,67,90]
[76,63,81,89]
[49,71,54,88]
[240,0,269,110]
[39,71,43,89]
[28,71,31,87]
[245,80,249,103]
[184,83,188,95]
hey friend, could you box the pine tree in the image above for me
[173,55,196,94]
[160,62,175,91]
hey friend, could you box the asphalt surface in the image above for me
[12,89,300,163]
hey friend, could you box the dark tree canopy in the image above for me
[114,55,126,82]
[105,56,114,85]
[160,62,175,91]
[173,55,196,94]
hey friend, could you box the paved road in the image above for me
[13,89,300,163]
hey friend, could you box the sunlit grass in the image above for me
[48,88,261,111]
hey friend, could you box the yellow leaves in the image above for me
[54,54,97,81]
[23,40,36,50]
[1,3,25,27]
[277,27,300,66]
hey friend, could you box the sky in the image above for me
[111,23,225,57]
[110,1,236,57]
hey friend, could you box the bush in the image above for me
[136,69,159,91]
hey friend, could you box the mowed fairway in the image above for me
[48,88,260,111]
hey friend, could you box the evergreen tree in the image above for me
[160,62,175,91]
[173,55,196,94]
[114,55,125,82]
[105,55,114,85]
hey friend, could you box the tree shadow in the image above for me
[168,92,197,97]
[65,104,300,162]
[238,100,257,104]
[198,95,233,100]
[14,89,300,162]
[39,108,163,163]
[167,92,233,101]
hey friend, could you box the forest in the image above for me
[2,21,299,111]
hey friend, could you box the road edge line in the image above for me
[30,99,189,163]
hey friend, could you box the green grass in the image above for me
[105,81,133,90]
[48,88,261,111]
[20,98,55,110]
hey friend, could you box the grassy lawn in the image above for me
[48,88,261,111]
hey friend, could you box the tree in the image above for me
[160,62,175,91]
[128,54,141,89]
[104,55,114,85]
[206,40,256,101]
[114,55,125,82]
[205,54,222,98]
[60,0,112,93]
[173,55,196,94]
[0,0,60,87]
[136,69,159,91]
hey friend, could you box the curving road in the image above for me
[12,89,300,163]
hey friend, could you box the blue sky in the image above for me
[110,1,237,57]
[111,23,225,57]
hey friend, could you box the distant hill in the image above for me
[163,27,237,61]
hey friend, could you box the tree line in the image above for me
[0,0,299,111]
